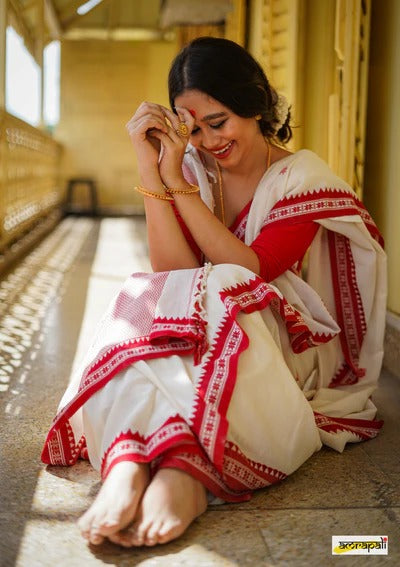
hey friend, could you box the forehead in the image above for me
[174,89,229,118]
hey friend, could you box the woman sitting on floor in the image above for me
[42,37,387,548]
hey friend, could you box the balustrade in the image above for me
[0,109,62,267]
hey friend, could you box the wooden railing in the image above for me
[0,109,63,267]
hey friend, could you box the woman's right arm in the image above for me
[126,103,200,272]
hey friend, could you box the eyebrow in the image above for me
[200,112,227,122]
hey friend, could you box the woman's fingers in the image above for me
[160,107,179,128]
[161,106,195,138]
[148,127,184,149]
[135,101,166,122]
[126,102,195,145]
[126,102,169,136]
[175,106,196,131]
[126,114,168,140]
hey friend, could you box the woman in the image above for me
[42,37,386,548]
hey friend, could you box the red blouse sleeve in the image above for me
[250,221,319,282]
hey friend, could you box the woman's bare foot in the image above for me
[77,461,149,545]
[111,467,208,547]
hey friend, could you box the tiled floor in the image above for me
[0,217,399,567]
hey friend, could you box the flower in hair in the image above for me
[273,93,289,133]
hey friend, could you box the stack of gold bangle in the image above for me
[134,184,200,200]
[164,184,200,195]
[134,186,173,201]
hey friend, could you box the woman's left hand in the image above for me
[148,106,195,188]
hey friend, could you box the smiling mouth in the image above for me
[210,141,234,156]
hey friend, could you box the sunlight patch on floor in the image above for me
[69,217,151,375]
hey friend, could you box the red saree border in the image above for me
[256,187,382,389]
[314,411,383,440]
[328,231,366,387]
[41,336,198,466]
[222,441,287,490]
[100,416,287,502]
[221,277,336,352]
[190,275,336,474]
[101,415,199,480]
[42,267,210,467]
[159,454,252,503]
[263,188,384,247]
[158,442,287,502]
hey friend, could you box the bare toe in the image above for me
[89,529,105,545]
[157,519,183,544]
[108,529,135,548]
[77,461,149,544]
[134,467,207,546]
[145,521,163,546]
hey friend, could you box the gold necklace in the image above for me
[215,141,271,227]
[215,160,226,226]
[266,140,271,170]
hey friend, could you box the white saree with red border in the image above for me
[42,149,387,502]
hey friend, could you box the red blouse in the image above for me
[172,201,319,282]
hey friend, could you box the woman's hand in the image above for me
[125,102,170,178]
[149,106,196,189]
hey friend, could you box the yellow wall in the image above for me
[56,39,178,213]
[364,0,400,315]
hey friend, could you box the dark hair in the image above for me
[168,36,292,144]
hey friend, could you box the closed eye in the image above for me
[190,119,227,135]
[210,120,227,129]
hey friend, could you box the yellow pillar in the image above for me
[0,0,7,110]
[302,0,335,162]
[225,0,246,46]
[364,0,400,315]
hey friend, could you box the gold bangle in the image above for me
[134,186,173,201]
[164,183,200,195]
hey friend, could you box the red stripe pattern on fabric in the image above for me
[314,411,383,440]
[328,231,367,387]
[262,189,383,245]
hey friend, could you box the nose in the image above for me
[192,128,222,151]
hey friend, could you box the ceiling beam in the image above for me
[44,0,62,38]
[59,0,109,29]
[63,26,175,41]
[8,0,36,55]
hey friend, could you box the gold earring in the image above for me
[255,114,262,120]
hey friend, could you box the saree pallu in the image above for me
[42,150,387,502]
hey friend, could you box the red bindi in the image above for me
[189,109,196,117]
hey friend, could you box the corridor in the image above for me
[0,216,399,566]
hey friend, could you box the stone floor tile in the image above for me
[15,510,273,567]
[360,370,400,489]
[260,508,400,566]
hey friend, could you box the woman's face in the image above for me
[174,89,263,170]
